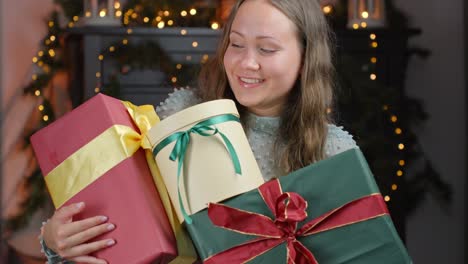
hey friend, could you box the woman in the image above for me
[40,0,357,263]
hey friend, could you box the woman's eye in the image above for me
[259,48,276,54]
[230,43,243,48]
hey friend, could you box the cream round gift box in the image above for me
[147,99,264,223]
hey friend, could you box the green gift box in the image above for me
[185,148,411,263]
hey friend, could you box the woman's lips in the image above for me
[238,76,265,88]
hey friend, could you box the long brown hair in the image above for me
[198,0,335,173]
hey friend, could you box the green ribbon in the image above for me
[153,114,242,224]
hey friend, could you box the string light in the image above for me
[370,34,376,40]
[361,11,369,18]
[391,184,398,191]
[168,20,174,26]
[171,76,177,83]
[370,74,377,80]
[122,39,128,45]
[98,54,104,61]
[144,17,150,23]
[157,21,165,28]
[95,87,100,93]
[43,115,49,122]
[398,143,405,150]
[189,8,197,15]
[73,16,79,22]
[360,22,367,28]
[176,64,182,70]
[32,57,38,63]
[181,10,187,17]
[371,41,378,48]
[34,90,41,96]
[96,72,101,78]
[48,21,54,27]
[109,46,115,52]
[371,57,377,63]
[395,128,402,135]
[50,35,56,42]
[211,22,219,30]
[384,196,390,202]
[180,29,187,35]
[38,105,44,111]
[192,41,198,48]
[352,23,359,30]
[399,160,405,166]
[48,49,56,57]
[396,170,403,177]
[32,74,38,80]
[163,10,170,16]
[322,5,332,14]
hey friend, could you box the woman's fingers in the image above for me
[55,202,86,222]
[42,201,115,258]
[58,238,116,259]
[59,215,109,238]
[64,222,115,248]
[70,255,108,264]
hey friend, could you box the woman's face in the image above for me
[223,0,303,117]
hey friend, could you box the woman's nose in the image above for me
[240,50,260,71]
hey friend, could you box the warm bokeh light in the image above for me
[322,5,332,14]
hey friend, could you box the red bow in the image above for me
[205,179,389,264]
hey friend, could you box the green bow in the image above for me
[153,114,242,224]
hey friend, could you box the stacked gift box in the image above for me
[32,93,411,263]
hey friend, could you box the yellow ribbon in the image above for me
[44,100,196,262]
[45,101,157,208]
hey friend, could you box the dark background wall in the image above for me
[393,0,466,263]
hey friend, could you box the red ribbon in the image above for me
[205,179,389,264]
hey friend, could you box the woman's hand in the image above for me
[42,202,116,264]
